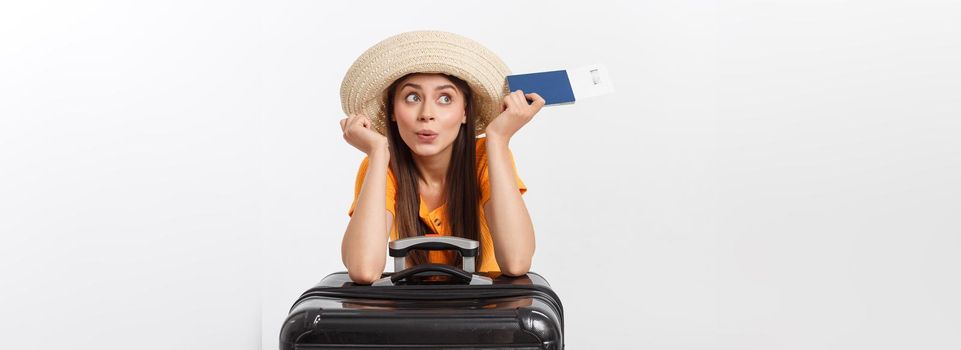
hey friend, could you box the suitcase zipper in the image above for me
[292,285,564,332]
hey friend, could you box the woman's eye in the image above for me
[405,93,419,103]
[438,95,451,104]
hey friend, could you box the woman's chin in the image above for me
[406,140,452,157]
[409,145,440,157]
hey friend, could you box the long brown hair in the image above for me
[385,73,481,269]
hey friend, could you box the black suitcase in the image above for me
[280,236,564,349]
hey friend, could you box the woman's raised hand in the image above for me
[340,114,388,155]
[484,90,545,142]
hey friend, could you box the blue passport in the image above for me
[506,70,576,105]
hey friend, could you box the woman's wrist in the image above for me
[485,132,510,147]
[368,142,390,164]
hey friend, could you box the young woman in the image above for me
[337,31,545,284]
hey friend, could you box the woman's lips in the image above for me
[416,133,438,143]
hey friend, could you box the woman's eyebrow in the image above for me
[401,83,457,92]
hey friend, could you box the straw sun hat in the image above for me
[339,30,512,136]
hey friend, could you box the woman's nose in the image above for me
[418,105,435,121]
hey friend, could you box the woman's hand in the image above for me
[340,114,388,155]
[484,90,545,142]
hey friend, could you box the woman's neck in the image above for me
[411,143,453,189]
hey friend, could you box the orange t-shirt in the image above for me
[347,137,527,273]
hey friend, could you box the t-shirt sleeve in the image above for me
[347,156,397,217]
[478,138,527,207]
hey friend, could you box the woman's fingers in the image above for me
[501,89,545,119]
[342,114,379,138]
[506,90,542,113]
[343,114,361,139]
[347,114,365,133]
[513,90,525,107]
[505,90,522,111]
[525,92,545,115]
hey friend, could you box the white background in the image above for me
[2,1,959,349]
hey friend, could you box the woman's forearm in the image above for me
[341,145,390,283]
[484,136,535,276]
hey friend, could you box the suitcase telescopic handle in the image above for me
[388,236,479,273]
[371,263,492,286]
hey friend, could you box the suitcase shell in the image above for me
[280,271,564,349]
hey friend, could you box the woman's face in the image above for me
[391,73,467,157]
